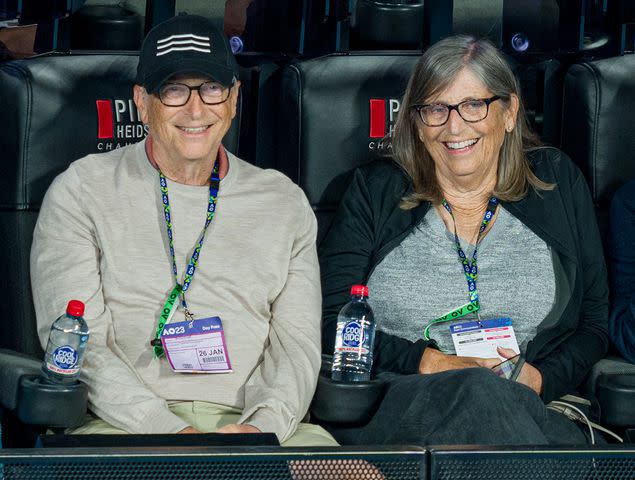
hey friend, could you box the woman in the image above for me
[320,35,608,445]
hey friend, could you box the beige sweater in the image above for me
[31,140,321,441]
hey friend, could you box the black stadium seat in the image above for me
[560,53,635,429]
[1,53,145,357]
[271,52,420,243]
[261,51,422,431]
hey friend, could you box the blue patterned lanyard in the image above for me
[441,196,498,305]
[159,162,220,319]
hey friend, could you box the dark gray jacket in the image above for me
[320,147,609,403]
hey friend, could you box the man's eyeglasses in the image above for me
[413,96,501,127]
[157,81,232,107]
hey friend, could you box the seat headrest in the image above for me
[0,53,240,210]
[278,53,420,210]
[561,54,635,207]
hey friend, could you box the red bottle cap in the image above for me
[66,300,85,317]
[350,285,369,297]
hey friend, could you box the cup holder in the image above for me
[596,373,635,427]
[310,355,387,425]
[17,374,88,428]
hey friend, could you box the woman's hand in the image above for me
[497,347,543,395]
[418,347,500,374]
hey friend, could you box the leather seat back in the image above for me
[273,53,421,242]
[560,54,635,235]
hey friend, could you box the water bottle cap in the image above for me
[66,300,85,317]
[350,285,369,297]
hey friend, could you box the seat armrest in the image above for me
[582,355,635,428]
[0,348,88,429]
[0,348,41,410]
[596,373,635,428]
[311,373,386,425]
[310,354,387,425]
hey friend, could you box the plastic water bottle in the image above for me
[331,285,376,382]
[41,300,89,384]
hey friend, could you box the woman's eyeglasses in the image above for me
[413,96,501,127]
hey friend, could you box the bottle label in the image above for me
[49,345,79,374]
[336,320,369,354]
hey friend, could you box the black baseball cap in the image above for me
[136,14,238,93]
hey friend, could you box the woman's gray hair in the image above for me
[393,35,552,209]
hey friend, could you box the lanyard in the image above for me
[441,196,498,304]
[421,197,497,343]
[423,301,478,341]
[159,160,220,319]
[152,284,182,357]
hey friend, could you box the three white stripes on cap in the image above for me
[156,34,211,56]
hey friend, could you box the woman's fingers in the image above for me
[473,356,501,369]
[497,346,518,359]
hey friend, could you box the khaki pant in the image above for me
[70,401,338,447]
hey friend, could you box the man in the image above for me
[31,14,336,446]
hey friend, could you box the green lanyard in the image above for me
[160,161,220,317]
[422,197,498,341]
[423,301,479,341]
[151,161,220,358]
[442,196,499,304]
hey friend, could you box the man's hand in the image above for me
[418,347,500,374]
[497,346,543,395]
[216,423,262,434]
[177,426,202,434]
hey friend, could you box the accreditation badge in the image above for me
[160,316,233,373]
[450,317,520,359]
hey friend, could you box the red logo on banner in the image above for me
[96,100,114,139]
[94,98,148,151]
[367,97,401,151]
[369,99,386,138]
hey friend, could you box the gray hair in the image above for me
[393,35,552,209]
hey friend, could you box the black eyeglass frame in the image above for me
[157,80,235,107]
[413,95,502,127]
